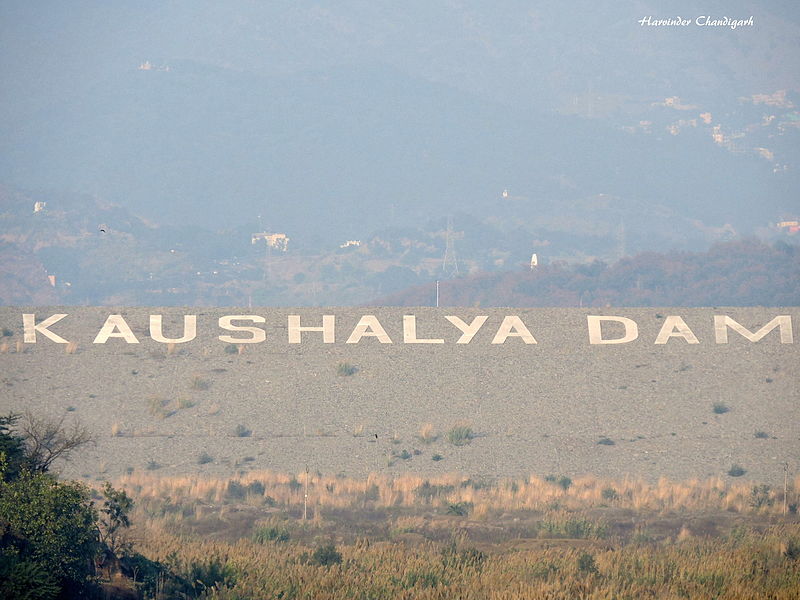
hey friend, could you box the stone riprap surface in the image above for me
[0,307,797,485]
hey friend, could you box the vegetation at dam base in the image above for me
[2,411,799,599]
[3,485,800,600]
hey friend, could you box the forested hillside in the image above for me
[378,240,800,307]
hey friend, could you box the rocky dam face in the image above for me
[1,307,797,485]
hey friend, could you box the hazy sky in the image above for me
[1,1,798,236]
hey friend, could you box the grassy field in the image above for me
[102,471,800,599]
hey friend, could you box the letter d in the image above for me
[587,316,639,344]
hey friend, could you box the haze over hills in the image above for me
[1,2,799,305]
[2,184,799,306]
[1,1,799,241]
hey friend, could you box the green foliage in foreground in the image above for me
[0,470,98,597]
[0,412,133,599]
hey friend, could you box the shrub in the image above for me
[252,525,290,544]
[712,402,730,415]
[234,424,252,437]
[727,464,746,477]
[601,487,619,501]
[754,431,769,439]
[145,460,161,470]
[336,363,358,376]
[147,396,170,419]
[783,539,800,560]
[597,437,615,446]
[310,544,342,567]
[446,423,474,446]
[440,541,485,570]
[414,482,455,500]
[749,484,773,510]
[197,452,213,465]
[226,481,247,500]
[190,375,210,391]
[182,559,236,596]
[396,570,443,590]
[540,517,606,539]
[557,476,572,491]
[119,553,173,599]
[431,454,444,461]
[446,502,471,516]
[177,398,195,410]
[247,481,265,496]
[224,344,239,354]
[577,552,599,574]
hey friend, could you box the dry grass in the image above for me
[110,422,122,437]
[65,341,78,354]
[146,395,170,419]
[446,421,474,446]
[176,397,195,410]
[417,423,438,443]
[107,470,800,598]
[127,518,800,599]
[352,423,364,437]
[114,471,800,516]
[190,374,210,391]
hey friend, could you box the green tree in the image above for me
[0,471,99,594]
[0,413,26,481]
[99,482,133,557]
[0,411,101,597]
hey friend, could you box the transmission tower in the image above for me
[442,215,459,278]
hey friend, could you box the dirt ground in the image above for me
[1,306,797,485]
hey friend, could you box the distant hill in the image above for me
[3,184,798,307]
[1,1,799,242]
[376,240,800,307]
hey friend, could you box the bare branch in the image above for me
[20,411,95,473]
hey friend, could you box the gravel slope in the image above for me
[0,306,797,485]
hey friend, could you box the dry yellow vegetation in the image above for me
[105,472,800,597]
[118,471,799,515]
[127,520,800,599]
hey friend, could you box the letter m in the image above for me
[714,315,793,344]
